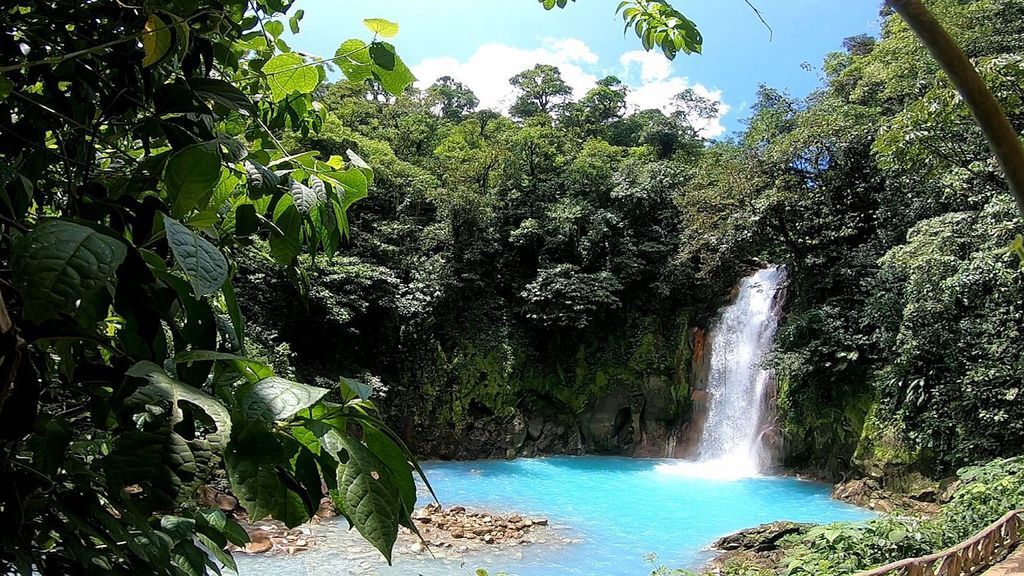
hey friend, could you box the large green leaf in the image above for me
[126,361,233,448]
[336,168,369,210]
[336,437,403,562]
[244,160,280,198]
[164,141,223,216]
[289,179,322,215]
[105,426,195,512]
[264,52,320,102]
[190,78,254,112]
[269,197,302,264]
[12,220,128,323]
[142,14,173,68]
[164,216,229,297]
[224,428,309,528]
[335,39,415,96]
[107,363,234,513]
[363,426,416,517]
[363,18,399,38]
[239,377,329,424]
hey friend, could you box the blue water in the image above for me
[236,456,872,576]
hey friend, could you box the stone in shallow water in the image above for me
[713,521,812,552]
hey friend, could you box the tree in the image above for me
[0,2,424,574]
[582,76,629,124]
[542,0,1024,221]
[509,64,573,119]
[427,75,481,121]
[671,87,721,134]
[885,0,1024,219]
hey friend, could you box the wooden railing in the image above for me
[856,509,1024,576]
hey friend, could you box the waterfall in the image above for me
[657,266,787,480]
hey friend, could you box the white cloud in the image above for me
[411,39,729,139]
[412,38,599,113]
[619,50,730,138]
[619,50,672,83]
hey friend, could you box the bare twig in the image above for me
[743,0,773,40]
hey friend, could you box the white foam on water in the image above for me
[654,456,763,481]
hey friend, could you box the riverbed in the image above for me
[234,456,872,576]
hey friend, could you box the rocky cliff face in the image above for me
[392,319,711,461]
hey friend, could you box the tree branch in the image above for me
[887,0,1024,218]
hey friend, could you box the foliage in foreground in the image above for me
[779,458,1024,576]
[0,0,424,574]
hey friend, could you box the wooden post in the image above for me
[886,0,1024,218]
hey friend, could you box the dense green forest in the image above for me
[2,0,1023,574]
[242,0,1024,479]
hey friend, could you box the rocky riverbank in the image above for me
[697,474,955,574]
[228,498,561,558]
[705,521,813,573]
[407,503,552,550]
[831,476,950,515]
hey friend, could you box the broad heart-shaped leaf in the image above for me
[190,78,254,112]
[362,426,416,518]
[336,437,403,562]
[239,377,329,424]
[289,179,322,215]
[164,141,222,217]
[142,14,173,67]
[104,426,196,513]
[224,427,310,528]
[269,197,302,265]
[264,20,284,39]
[244,160,280,198]
[335,39,415,96]
[363,18,399,38]
[336,167,369,210]
[12,219,127,323]
[263,52,320,102]
[115,362,233,512]
[126,361,232,448]
[163,216,229,297]
[339,377,373,402]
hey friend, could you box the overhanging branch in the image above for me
[887,0,1024,218]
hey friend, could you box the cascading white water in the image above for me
[657,266,787,480]
[697,266,786,473]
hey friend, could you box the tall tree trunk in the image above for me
[887,0,1024,217]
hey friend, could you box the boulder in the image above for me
[832,478,882,507]
[527,417,545,440]
[713,521,813,552]
[216,493,239,512]
[244,531,273,554]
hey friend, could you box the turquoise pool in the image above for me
[235,456,872,576]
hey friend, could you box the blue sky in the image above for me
[287,0,883,135]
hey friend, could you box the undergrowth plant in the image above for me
[0,1,424,574]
